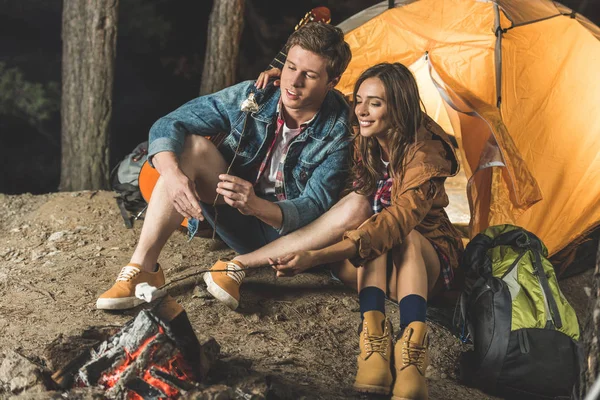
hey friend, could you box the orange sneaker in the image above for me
[96,263,165,310]
[203,260,245,310]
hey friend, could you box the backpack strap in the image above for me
[462,233,494,277]
[476,278,512,391]
[532,249,563,329]
[493,228,563,329]
[116,197,133,229]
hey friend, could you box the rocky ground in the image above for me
[0,181,592,399]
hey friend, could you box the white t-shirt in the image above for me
[256,123,303,194]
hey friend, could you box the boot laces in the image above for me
[116,266,140,282]
[363,324,390,356]
[225,262,246,284]
[401,340,426,369]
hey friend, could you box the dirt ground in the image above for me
[0,190,591,399]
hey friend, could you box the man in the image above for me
[96,22,352,311]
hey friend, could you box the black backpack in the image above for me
[455,224,581,399]
[110,141,148,228]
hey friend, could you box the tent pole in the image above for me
[493,3,503,110]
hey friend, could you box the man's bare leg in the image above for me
[130,135,228,272]
[234,192,373,268]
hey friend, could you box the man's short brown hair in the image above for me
[284,22,352,82]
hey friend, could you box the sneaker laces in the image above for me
[116,266,141,282]
[225,262,245,285]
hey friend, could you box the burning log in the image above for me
[51,296,219,399]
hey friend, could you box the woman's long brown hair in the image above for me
[349,63,423,196]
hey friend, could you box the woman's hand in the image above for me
[269,251,316,277]
[255,68,282,89]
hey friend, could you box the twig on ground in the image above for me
[17,280,56,302]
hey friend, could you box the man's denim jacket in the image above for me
[148,80,351,235]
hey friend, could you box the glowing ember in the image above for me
[73,310,198,399]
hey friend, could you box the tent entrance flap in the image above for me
[336,0,600,260]
[414,55,536,237]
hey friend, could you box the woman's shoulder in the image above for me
[399,115,460,190]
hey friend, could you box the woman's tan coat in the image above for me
[344,115,464,272]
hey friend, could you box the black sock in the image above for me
[399,294,427,329]
[359,286,386,320]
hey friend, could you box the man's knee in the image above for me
[180,135,224,176]
[182,135,215,159]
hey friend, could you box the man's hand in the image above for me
[255,68,282,90]
[216,174,260,215]
[153,152,203,220]
[162,169,203,220]
[269,251,316,277]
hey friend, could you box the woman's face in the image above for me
[354,77,391,139]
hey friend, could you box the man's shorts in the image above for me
[197,194,281,254]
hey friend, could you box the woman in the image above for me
[269,63,464,400]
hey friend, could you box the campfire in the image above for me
[50,296,219,399]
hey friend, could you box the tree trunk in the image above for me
[581,241,600,398]
[200,0,245,95]
[60,0,118,191]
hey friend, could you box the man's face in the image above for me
[280,45,334,113]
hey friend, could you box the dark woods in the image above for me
[0,0,597,194]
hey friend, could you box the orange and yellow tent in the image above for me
[337,0,600,264]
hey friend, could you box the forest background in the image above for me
[1,0,598,195]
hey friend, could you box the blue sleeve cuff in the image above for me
[147,137,183,167]
[274,200,300,235]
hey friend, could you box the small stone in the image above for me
[248,313,260,323]
[342,297,360,312]
[30,250,46,261]
[192,285,213,299]
[274,313,287,322]
[48,231,68,242]
[0,351,44,393]
[425,365,437,378]
[440,373,448,379]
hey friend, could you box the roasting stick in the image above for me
[134,263,272,304]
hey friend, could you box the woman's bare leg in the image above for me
[330,229,441,300]
[235,192,373,268]
[387,230,440,302]
[357,252,388,292]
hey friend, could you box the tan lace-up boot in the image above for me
[392,321,430,400]
[353,310,393,395]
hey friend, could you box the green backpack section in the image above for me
[485,225,579,339]
[456,224,581,399]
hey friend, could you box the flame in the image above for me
[98,332,159,389]
[98,326,194,399]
